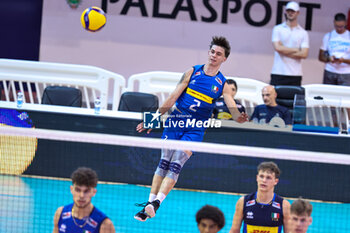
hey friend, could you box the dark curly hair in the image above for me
[71,167,98,188]
[196,205,225,230]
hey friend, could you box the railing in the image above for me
[303,84,350,131]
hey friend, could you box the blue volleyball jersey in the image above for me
[242,192,284,233]
[58,203,107,233]
[175,64,226,120]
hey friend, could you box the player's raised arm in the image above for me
[136,68,193,134]
[158,68,192,115]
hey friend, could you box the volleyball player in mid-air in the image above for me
[134,36,248,222]
[53,167,115,233]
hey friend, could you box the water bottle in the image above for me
[259,118,266,125]
[17,92,23,108]
[94,97,101,114]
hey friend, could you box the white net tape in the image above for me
[1,126,350,165]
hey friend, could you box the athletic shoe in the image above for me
[145,200,160,218]
[134,202,150,222]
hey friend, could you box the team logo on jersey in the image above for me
[246,211,254,219]
[88,218,98,228]
[59,224,67,232]
[215,101,224,106]
[215,77,223,85]
[211,85,219,93]
[194,71,201,76]
[246,200,256,206]
[272,201,281,209]
[62,212,71,219]
[190,79,196,85]
[271,212,280,221]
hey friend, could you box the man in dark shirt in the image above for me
[213,79,245,120]
[250,85,292,125]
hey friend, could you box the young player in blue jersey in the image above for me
[53,167,115,233]
[229,161,291,233]
[134,36,248,222]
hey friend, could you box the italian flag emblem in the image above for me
[211,85,218,93]
[83,230,91,233]
[271,212,280,221]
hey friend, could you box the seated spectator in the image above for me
[251,85,292,125]
[289,198,313,233]
[196,205,225,233]
[213,79,245,120]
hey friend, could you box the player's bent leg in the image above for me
[151,149,174,194]
[135,149,174,222]
[155,149,173,177]
[167,150,190,181]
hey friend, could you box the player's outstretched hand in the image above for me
[136,122,153,134]
[236,112,249,123]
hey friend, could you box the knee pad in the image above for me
[155,149,173,177]
[166,150,190,182]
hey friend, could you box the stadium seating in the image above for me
[41,86,82,107]
[118,92,158,112]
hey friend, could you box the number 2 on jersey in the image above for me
[189,99,201,112]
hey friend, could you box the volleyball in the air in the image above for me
[81,7,106,32]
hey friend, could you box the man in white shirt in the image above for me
[319,13,350,85]
[270,1,309,86]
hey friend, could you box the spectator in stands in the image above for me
[229,161,290,233]
[251,85,292,125]
[270,1,309,86]
[289,198,313,233]
[213,79,246,120]
[53,167,115,233]
[319,13,350,86]
[196,205,226,233]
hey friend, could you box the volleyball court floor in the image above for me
[0,175,349,233]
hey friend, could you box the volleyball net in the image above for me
[0,124,349,233]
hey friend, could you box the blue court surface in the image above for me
[0,175,349,233]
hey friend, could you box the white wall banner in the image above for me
[40,0,350,85]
